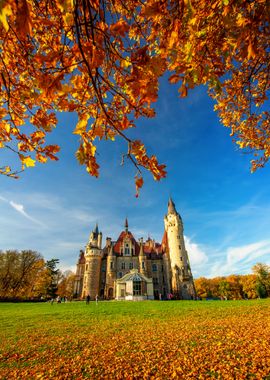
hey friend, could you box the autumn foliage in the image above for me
[1,300,270,379]
[0,0,269,189]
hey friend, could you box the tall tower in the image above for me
[138,238,147,277]
[105,244,116,299]
[83,224,103,299]
[164,198,196,299]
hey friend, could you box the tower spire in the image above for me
[168,197,177,215]
[125,217,128,232]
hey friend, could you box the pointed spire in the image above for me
[168,197,177,214]
[125,217,128,232]
[94,222,99,234]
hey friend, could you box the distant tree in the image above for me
[218,280,231,300]
[226,275,244,300]
[194,277,219,299]
[45,258,61,299]
[252,263,270,298]
[239,274,257,299]
[0,1,269,193]
[57,270,76,299]
[0,250,45,298]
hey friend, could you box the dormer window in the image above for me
[124,247,130,255]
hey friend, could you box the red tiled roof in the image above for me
[161,230,168,251]
[113,230,140,255]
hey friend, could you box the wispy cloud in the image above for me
[208,240,270,278]
[9,200,46,227]
[1,194,40,224]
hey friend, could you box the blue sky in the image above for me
[1,78,270,278]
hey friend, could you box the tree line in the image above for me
[194,263,270,300]
[0,250,75,301]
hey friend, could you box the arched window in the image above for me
[152,263,157,272]
[133,281,142,296]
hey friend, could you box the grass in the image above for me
[0,299,270,379]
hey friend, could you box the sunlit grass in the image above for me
[1,299,270,379]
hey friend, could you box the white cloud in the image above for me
[9,200,45,227]
[208,240,270,278]
[184,235,208,266]
[227,240,270,265]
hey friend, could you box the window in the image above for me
[180,257,183,261]
[131,248,134,255]
[86,264,88,271]
[121,262,125,270]
[141,261,145,269]
[129,262,133,270]
[118,272,123,278]
[133,281,142,296]
[153,277,159,285]
[152,263,157,272]
[110,261,113,269]
[124,248,130,255]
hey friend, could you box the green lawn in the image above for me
[0,299,270,379]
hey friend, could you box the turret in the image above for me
[83,224,103,299]
[138,238,147,276]
[98,231,102,249]
[105,244,116,298]
[164,197,196,299]
[73,250,85,297]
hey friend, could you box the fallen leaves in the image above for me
[0,300,270,379]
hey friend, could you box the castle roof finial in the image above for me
[94,222,99,234]
[125,217,128,232]
[168,197,177,214]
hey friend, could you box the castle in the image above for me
[74,198,196,300]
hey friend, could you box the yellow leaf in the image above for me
[0,1,12,31]
[73,114,90,135]
[20,155,36,167]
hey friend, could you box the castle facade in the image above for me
[74,198,196,300]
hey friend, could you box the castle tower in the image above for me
[105,244,116,299]
[138,238,147,277]
[164,198,196,299]
[74,250,85,297]
[83,224,103,299]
